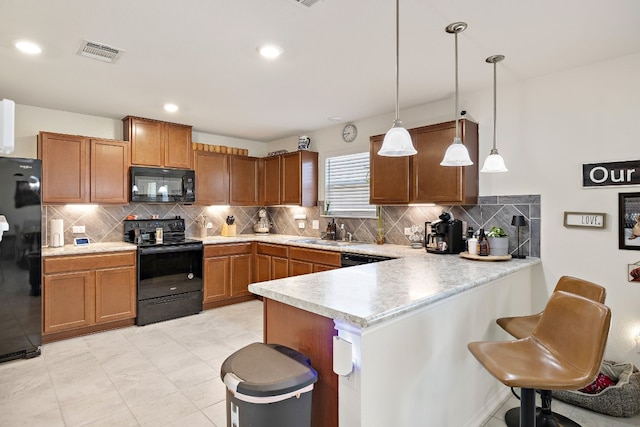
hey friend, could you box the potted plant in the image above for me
[486,226,509,256]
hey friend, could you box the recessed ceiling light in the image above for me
[257,44,283,60]
[14,39,42,55]
[164,103,179,113]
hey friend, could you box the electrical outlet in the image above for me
[298,222,305,229]
[72,225,85,234]
[404,227,412,236]
[206,222,213,229]
[312,220,319,230]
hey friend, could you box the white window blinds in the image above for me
[325,152,376,218]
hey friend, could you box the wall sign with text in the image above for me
[563,212,606,228]
[583,160,640,187]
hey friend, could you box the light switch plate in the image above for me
[312,220,319,230]
[72,225,85,234]
[404,227,412,236]
[298,222,305,229]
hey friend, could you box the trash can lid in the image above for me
[221,342,318,397]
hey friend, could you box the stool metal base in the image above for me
[505,407,582,427]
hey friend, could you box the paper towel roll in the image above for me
[50,219,64,247]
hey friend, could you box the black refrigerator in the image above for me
[0,157,42,363]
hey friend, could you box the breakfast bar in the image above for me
[249,254,542,427]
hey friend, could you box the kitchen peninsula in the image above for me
[249,250,541,427]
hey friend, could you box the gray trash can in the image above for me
[221,342,318,427]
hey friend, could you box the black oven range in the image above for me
[124,218,203,326]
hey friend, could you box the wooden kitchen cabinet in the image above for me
[230,155,259,206]
[255,243,289,282]
[281,151,318,207]
[123,116,192,169]
[38,132,130,204]
[369,119,478,205]
[194,151,229,205]
[42,251,136,342]
[411,120,478,204]
[203,243,256,309]
[288,246,341,277]
[260,155,281,205]
[369,135,411,204]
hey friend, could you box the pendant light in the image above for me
[480,55,508,173]
[377,0,416,157]
[440,22,473,166]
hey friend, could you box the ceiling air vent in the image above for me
[75,39,125,64]
[294,0,321,7]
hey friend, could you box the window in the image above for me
[325,152,375,218]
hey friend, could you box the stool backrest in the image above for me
[533,291,611,381]
[555,275,606,304]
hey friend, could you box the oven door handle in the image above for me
[138,243,203,255]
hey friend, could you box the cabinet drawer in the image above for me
[44,251,135,274]
[204,242,253,258]
[289,247,341,267]
[256,243,289,258]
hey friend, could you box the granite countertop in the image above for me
[42,241,137,257]
[249,252,541,329]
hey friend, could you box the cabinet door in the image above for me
[43,271,94,333]
[164,122,192,169]
[255,254,272,283]
[230,156,259,206]
[289,260,314,277]
[411,120,478,204]
[272,257,289,279]
[203,256,230,303]
[38,132,89,204]
[261,156,281,205]
[281,151,318,207]
[90,139,130,204]
[95,266,136,323]
[230,254,253,297]
[126,117,164,167]
[369,135,410,204]
[314,264,339,273]
[194,152,229,205]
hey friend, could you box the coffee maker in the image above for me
[425,212,465,254]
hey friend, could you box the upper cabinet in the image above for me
[369,119,478,205]
[411,120,478,205]
[260,155,281,206]
[281,151,318,207]
[123,116,192,169]
[194,151,229,205]
[38,132,130,204]
[230,155,259,206]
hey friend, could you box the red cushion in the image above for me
[578,373,616,394]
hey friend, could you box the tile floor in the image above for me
[1,299,639,427]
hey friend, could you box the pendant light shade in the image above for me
[440,22,472,167]
[481,54,508,173]
[377,0,416,157]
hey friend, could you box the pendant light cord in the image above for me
[454,31,459,139]
[394,0,400,122]
[492,61,497,151]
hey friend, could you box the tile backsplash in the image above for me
[43,194,540,257]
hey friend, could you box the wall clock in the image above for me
[342,123,357,142]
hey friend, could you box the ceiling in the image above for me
[1,0,639,142]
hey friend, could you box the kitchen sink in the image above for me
[291,238,356,247]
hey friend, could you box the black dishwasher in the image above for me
[341,252,393,267]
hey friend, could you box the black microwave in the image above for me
[131,166,195,203]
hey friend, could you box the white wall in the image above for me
[271,52,640,365]
[11,104,266,158]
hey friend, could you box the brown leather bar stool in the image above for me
[468,291,611,427]
[496,276,606,427]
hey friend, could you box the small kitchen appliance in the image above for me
[425,212,464,254]
[253,209,270,234]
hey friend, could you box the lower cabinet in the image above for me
[42,251,136,341]
[203,243,255,309]
[289,247,341,276]
[255,243,289,282]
